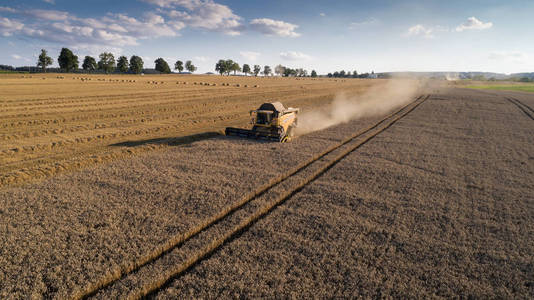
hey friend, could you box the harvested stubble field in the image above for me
[0,73,378,187]
[0,78,532,298]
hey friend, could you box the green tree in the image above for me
[185,60,196,73]
[215,59,226,75]
[224,59,235,75]
[274,64,285,76]
[253,65,261,76]
[58,48,79,72]
[37,49,53,73]
[129,55,144,74]
[242,64,251,75]
[82,56,97,71]
[263,65,271,76]
[352,70,358,78]
[230,62,240,75]
[98,52,116,73]
[155,58,171,73]
[117,56,129,73]
[174,60,184,73]
[311,70,317,77]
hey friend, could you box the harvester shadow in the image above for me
[109,131,221,148]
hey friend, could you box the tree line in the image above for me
[34,48,197,74]
[214,59,317,77]
[327,70,375,78]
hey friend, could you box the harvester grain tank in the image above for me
[225,102,299,142]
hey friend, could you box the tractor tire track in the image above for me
[507,97,534,120]
[77,95,429,299]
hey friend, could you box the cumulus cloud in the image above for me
[43,0,55,4]
[11,54,22,59]
[240,51,260,61]
[280,51,311,61]
[250,18,300,37]
[0,17,24,37]
[159,0,244,35]
[456,17,492,32]
[406,24,435,38]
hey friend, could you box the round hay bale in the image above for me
[235,84,240,87]
[254,85,259,88]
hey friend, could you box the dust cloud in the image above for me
[295,79,423,135]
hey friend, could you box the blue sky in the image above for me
[1,0,533,74]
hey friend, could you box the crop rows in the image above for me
[76,94,429,299]
[0,74,383,187]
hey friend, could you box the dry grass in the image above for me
[0,73,384,187]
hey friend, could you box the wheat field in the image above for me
[0,73,383,187]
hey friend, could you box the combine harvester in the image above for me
[225,102,299,142]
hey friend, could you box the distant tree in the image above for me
[117,56,129,73]
[327,73,333,78]
[296,68,306,77]
[155,58,171,73]
[58,48,79,72]
[215,59,226,75]
[185,60,196,73]
[253,65,261,76]
[263,65,271,76]
[174,60,184,73]
[224,59,235,75]
[352,70,358,78]
[311,70,317,77]
[242,64,251,75]
[274,64,285,76]
[230,62,240,75]
[37,49,53,73]
[129,55,144,74]
[98,52,116,73]
[333,71,339,78]
[339,70,346,77]
[82,56,97,71]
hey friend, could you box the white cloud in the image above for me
[280,51,311,61]
[193,56,209,62]
[0,17,24,36]
[160,0,243,35]
[349,18,378,29]
[11,54,22,59]
[250,18,300,37]
[456,17,492,32]
[43,0,55,4]
[0,6,16,13]
[240,51,260,62]
[406,24,435,39]
[25,9,70,21]
[319,12,325,17]
[489,51,527,61]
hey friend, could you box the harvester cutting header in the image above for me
[225,102,299,142]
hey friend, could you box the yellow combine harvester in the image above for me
[225,102,299,142]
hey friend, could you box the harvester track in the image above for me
[506,97,534,120]
[78,94,430,299]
